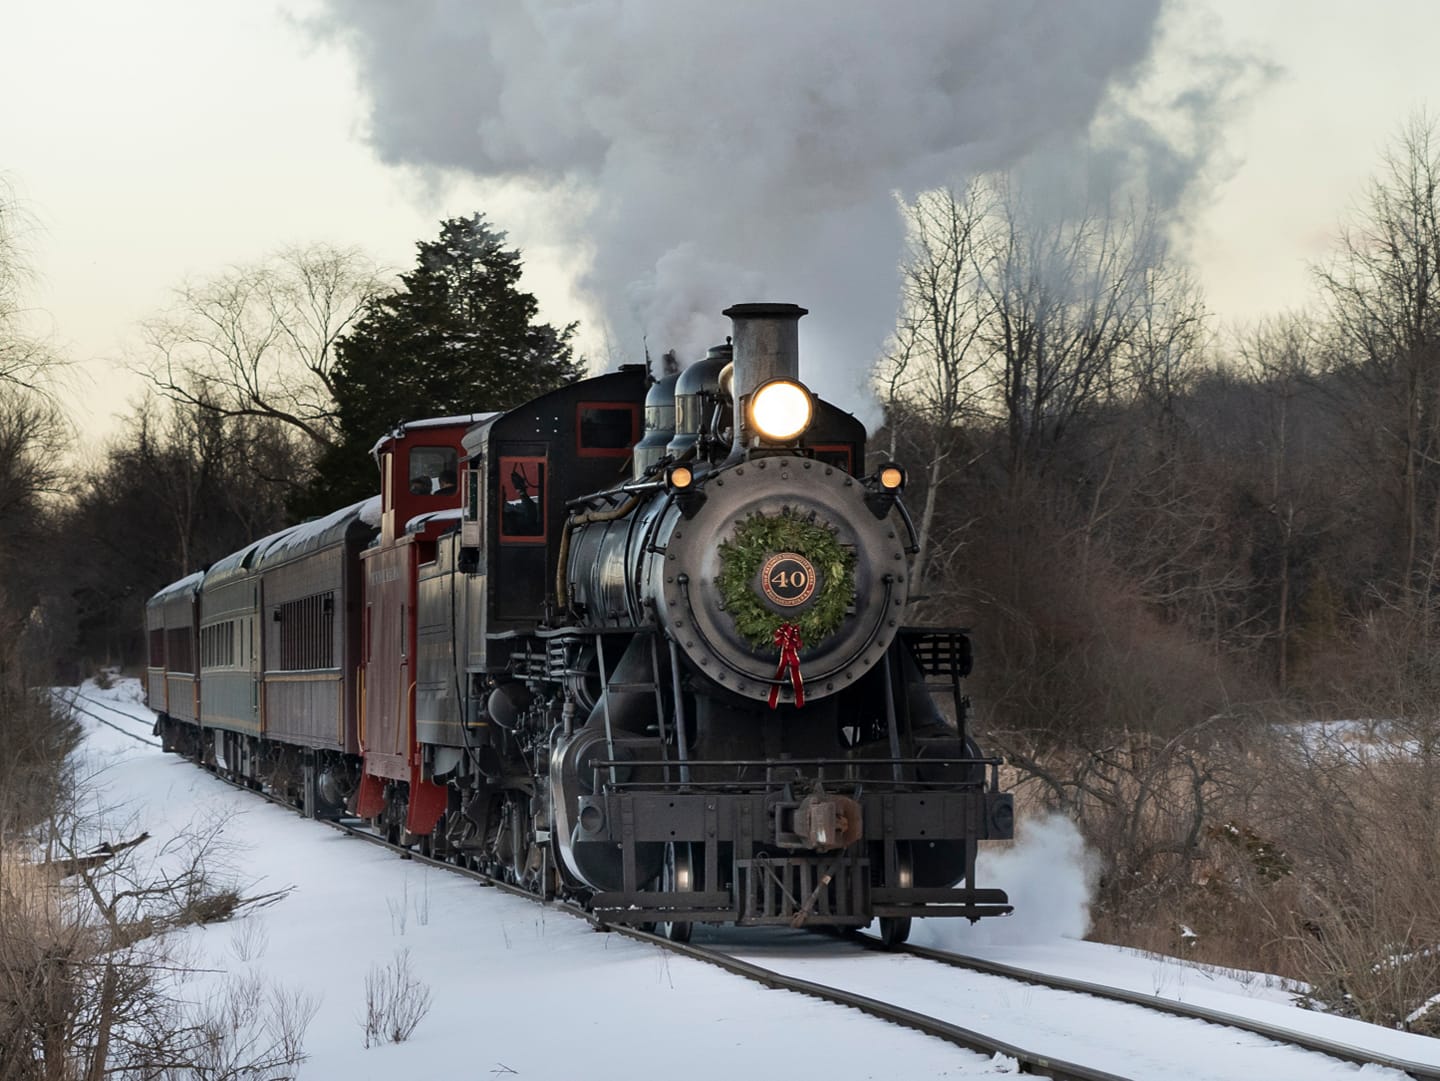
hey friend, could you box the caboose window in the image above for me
[577,403,638,457]
[409,446,458,496]
[499,455,546,542]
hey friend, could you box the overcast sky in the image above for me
[4,1,1440,443]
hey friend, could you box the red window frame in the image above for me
[498,455,548,544]
[808,443,854,473]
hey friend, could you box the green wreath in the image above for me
[716,508,857,650]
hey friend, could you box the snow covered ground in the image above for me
[59,679,1440,1079]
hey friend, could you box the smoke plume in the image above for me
[310,1,1239,414]
[915,814,1100,950]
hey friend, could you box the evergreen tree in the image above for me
[299,214,582,511]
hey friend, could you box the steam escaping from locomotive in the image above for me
[305,0,1236,407]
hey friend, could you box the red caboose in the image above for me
[351,415,491,841]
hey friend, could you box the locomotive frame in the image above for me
[146,301,1014,946]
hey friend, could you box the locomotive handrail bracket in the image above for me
[591,755,1004,794]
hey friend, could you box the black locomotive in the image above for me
[146,301,1013,946]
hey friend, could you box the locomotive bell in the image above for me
[723,302,809,453]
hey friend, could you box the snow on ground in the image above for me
[59,679,1440,1079]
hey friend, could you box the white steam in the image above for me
[310,1,1247,414]
[916,814,1100,949]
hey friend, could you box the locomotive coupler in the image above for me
[773,784,864,852]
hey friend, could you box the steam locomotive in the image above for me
[146,302,1014,945]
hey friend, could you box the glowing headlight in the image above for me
[748,380,814,442]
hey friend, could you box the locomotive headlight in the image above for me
[748,379,814,442]
[667,464,694,490]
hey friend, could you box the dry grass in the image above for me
[0,820,308,1079]
[362,948,432,1048]
[1056,717,1440,1029]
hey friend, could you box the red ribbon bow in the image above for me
[768,622,805,710]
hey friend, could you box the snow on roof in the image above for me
[202,524,302,587]
[147,569,205,607]
[405,507,464,535]
[368,413,500,458]
[357,494,383,527]
[256,496,382,568]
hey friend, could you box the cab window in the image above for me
[577,403,638,457]
[410,446,458,496]
[499,455,546,541]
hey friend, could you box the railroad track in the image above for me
[73,689,1439,1081]
[886,940,1440,1081]
[315,814,1131,1081]
[271,797,1440,1081]
[59,690,163,748]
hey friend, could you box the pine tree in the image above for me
[298,214,582,511]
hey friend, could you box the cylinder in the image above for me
[723,302,808,452]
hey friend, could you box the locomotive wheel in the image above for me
[877,842,914,949]
[419,816,439,859]
[658,842,694,944]
[878,916,912,948]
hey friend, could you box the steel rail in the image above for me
[617,926,1135,1081]
[59,691,163,748]
[886,940,1440,1081]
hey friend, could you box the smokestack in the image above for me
[724,302,807,453]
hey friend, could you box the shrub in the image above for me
[362,948,433,1048]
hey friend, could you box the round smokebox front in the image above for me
[654,458,909,705]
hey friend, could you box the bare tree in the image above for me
[0,808,307,1081]
[1316,113,1440,607]
[139,244,388,450]
[0,180,70,690]
[974,176,1167,477]
[0,179,59,394]
[1232,315,1328,689]
[877,182,993,598]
